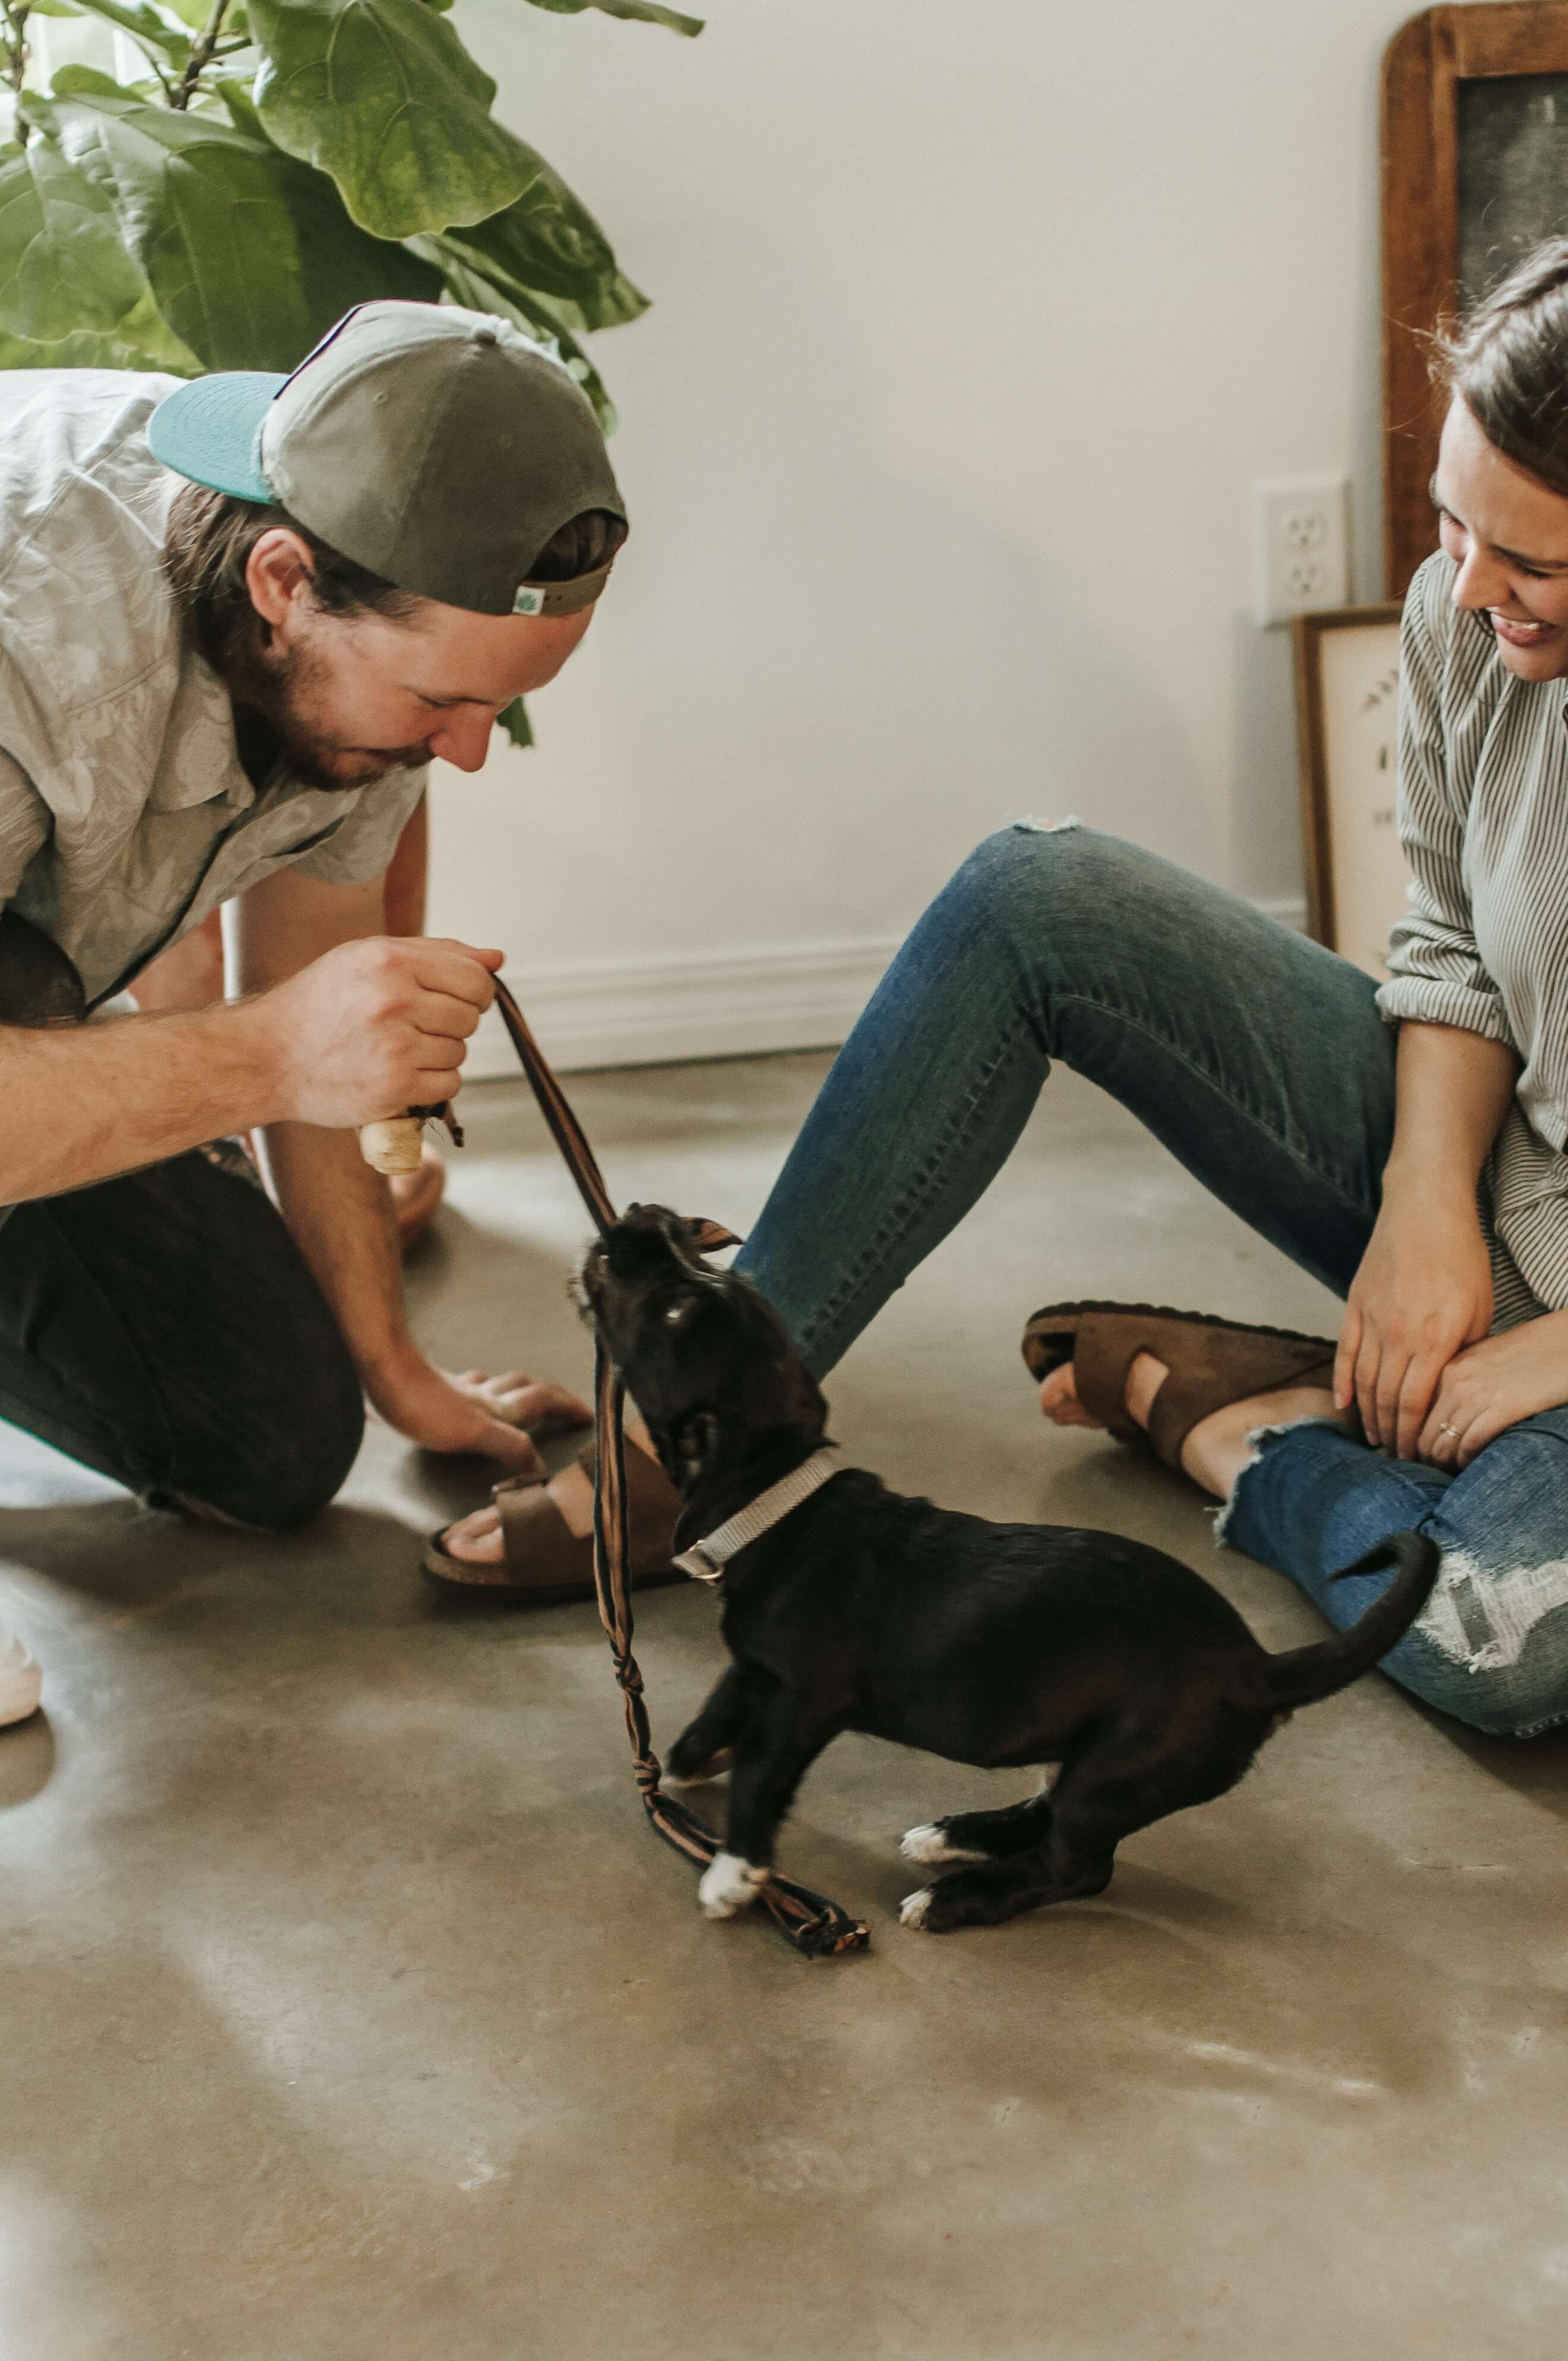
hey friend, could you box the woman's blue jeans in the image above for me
[734,824,1568,1740]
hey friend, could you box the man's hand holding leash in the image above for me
[235,880,590,1471]
[260,931,501,1132]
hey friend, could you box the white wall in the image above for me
[428,0,1438,1070]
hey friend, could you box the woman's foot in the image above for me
[0,1631,42,1727]
[1039,1354,1343,1497]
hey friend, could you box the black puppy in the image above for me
[581,1205,1441,1935]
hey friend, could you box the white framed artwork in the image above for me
[1292,605,1406,979]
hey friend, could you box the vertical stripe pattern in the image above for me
[1379,553,1568,1328]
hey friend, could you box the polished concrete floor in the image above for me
[4,1054,1568,2359]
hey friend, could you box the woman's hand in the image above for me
[1336,1190,1494,1458]
[1338,1020,1523,1462]
[366,1347,591,1470]
[1417,1311,1568,1470]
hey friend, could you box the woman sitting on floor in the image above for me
[438,236,1568,1743]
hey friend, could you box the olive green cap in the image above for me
[147,300,626,618]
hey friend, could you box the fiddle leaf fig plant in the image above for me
[0,0,698,415]
[0,0,699,744]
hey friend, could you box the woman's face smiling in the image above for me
[1435,395,1568,681]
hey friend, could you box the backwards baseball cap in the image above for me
[147,300,626,618]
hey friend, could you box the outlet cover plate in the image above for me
[1252,473,1351,627]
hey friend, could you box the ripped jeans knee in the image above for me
[1219,1412,1568,1739]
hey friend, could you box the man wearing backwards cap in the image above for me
[0,299,627,1730]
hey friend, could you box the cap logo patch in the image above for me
[512,586,545,616]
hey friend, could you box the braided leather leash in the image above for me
[489,978,871,1960]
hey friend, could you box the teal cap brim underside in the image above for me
[147,372,287,504]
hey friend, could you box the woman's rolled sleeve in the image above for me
[1376,971,1516,1043]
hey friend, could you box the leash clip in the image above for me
[673,1540,725,1585]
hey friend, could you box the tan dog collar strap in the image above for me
[673,1449,842,1585]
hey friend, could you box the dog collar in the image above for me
[673,1448,841,1585]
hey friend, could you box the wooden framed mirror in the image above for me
[1383,2,1568,597]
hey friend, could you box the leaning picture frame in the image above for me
[1292,604,1407,979]
[1382,1,1568,596]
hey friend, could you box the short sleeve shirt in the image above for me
[0,368,427,1006]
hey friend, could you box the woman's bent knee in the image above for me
[946,821,1231,979]
[925,823,1153,997]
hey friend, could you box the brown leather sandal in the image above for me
[1022,1299,1341,1474]
[422,1435,683,1601]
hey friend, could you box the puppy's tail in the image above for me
[1256,1531,1441,1712]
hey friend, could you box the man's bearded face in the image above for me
[231,612,435,792]
[216,538,598,789]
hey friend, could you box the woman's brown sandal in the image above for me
[1022,1300,1341,1475]
[423,1434,684,1602]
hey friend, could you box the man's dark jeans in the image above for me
[0,1146,363,1527]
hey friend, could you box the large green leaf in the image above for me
[247,0,540,240]
[522,0,702,33]
[0,286,203,369]
[442,167,646,329]
[0,131,144,340]
[65,0,193,65]
[21,77,439,368]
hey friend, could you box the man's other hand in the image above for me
[367,1346,592,1470]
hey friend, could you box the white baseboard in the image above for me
[467,933,904,1077]
[1256,894,1308,931]
[468,893,1309,1078]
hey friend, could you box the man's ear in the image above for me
[244,528,319,633]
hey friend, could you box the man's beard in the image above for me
[220,626,429,793]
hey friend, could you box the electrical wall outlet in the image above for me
[1252,474,1351,627]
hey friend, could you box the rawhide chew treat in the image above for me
[358,1118,423,1175]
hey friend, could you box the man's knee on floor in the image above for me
[170,1376,365,1531]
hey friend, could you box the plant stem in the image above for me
[170,0,230,109]
[1,0,30,96]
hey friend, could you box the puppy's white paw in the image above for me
[900,1888,935,1930]
[697,1851,769,1920]
[900,1823,983,1866]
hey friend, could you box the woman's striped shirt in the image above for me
[1381,550,1568,1328]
